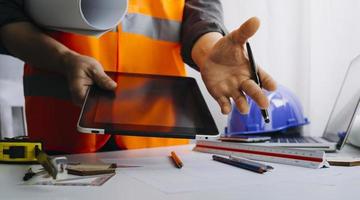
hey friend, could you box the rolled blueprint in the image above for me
[25,0,128,36]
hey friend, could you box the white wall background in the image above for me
[0,55,25,138]
[187,0,360,136]
[1,0,360,137]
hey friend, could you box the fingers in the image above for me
[230,17,260,45]
[212,81,232,114]
[214,77,272,114]
[232,90,249,114]
[69,78,91,106]
[258,67,277,91]
[240,79,269,109]
[217,96,232,114]
[212,79,250,114]
[207,66,275,114]
[69,67,117,106]
[90,67,117,90]
[215,93,249,115]
[64,53,117,106]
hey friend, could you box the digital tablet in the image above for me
[77,72,219,139]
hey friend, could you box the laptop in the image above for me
[227,56,360,152]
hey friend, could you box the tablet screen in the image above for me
[78,73,219,138]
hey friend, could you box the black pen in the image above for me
[212,155,266,174]
[246,42,270,123]
[229,155,274,171]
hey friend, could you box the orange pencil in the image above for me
[170,151,183,169]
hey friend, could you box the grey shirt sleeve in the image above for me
[0,0,28,55]
[180,0,227,71]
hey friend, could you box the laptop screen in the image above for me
[323,55,360,149]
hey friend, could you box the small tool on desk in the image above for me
[36,148,60,179]
[22,167,48,181]
[23,168,37,181]
[66,163,117,176]
[0,136,42,163]
[170,151,183,169]
[212,155,267,174]
[246,42,270,123]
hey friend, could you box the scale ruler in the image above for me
[194,140,329,169]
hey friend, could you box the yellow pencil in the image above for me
[170,151,183,169]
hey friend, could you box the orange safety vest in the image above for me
[23,0,189,153]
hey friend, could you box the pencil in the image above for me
[170,151,183,169]
[212,155,266,174]
[246,42,270,123]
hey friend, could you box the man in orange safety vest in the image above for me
[0,0,276,153]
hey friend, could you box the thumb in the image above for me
[230,17,260,45]
[91,68,117,90]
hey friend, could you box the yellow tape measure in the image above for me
[0,136,42,163]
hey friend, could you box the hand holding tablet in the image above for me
[77,72,219,139]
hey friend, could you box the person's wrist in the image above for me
[58,50,79,76]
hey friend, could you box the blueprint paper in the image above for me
[102,152,341,194]
[25,0,127,36]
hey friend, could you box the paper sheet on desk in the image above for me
[25,0,127,37]
[21,165,114,186]
[103,155,259,193]
[101,153,342,194]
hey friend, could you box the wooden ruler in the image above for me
[194,140,329,169]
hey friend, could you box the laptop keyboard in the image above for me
[269,137,320,143]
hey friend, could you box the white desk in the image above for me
[1,144,360,200]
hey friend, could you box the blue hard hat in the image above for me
[225,85,309,136]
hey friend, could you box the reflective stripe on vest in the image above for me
[24,75,71,99]
[122,13,181,42]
